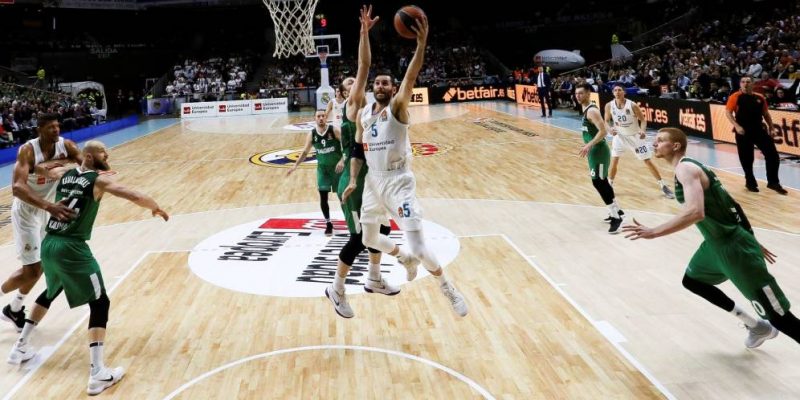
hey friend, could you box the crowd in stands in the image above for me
[164,56,252,100]
[0,83,101,147]
[255,31,490,97]
[530,4,800,111]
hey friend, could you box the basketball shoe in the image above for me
[87,366,125,395]
[364,278,400,296]
[7,340,36,365]
[397,254,419,281]
[1,305,25,332]
[745,320,779,348]
[325,285,354,318]
[440,282,468,317]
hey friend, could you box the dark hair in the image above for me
[576,83,593,92]
[374,69,396,86]
[612,83,626,90]
[37,113,59,127]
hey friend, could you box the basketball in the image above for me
[394,5,426,39]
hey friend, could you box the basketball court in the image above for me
[0,101,797,399]
[1,0,799,398]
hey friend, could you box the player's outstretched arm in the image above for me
[391,14,428,122]
[349,4,378,111]
[94,176,168,221]
[287,132,314,176]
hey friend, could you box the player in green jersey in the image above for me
[575,83,625,234]
[7,141,169,395]
[287,109,344,236]
[623,127,800,348]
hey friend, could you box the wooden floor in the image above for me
[1,103,798,399]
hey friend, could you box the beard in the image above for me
[93,158,110,171]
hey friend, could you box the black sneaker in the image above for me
[324,222,333,237]
[746,185,759,192]
[608,218,623,234]
[766,184,788,195]
[604,210,625,223]
[1,304,25,332]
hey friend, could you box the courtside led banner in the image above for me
[410,87,429,107]
[181,98,288,119]
[710,105,800,156]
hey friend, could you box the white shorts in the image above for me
[11,199,48,265]
[612,134,653,160]
[361,168,423,231]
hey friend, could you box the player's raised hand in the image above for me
[360,4,379,33]
[410,13,428,43]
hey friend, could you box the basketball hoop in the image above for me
[262,0,319,58]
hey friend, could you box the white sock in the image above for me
[731,304,759,328]
[435,271,448,285]
[609,179,614,186]
[10,292,25,312]
[657,179,666,188]
[333,273,346,293]
[90,342,105,375]
[368,263,381,281]
[607,201,621,219]
[19,319,36,344]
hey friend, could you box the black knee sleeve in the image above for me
[339,233,366,266]
[88,294,110,329]
[591,178,615,204]
[682,274,734,312]
[368,225,392,254]
[769,311,800,344]
[34,287,63,309]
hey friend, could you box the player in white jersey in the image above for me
[1,114,82,331]
[324,80,351,128]
[604,84,675,201]
[342,14,467,317]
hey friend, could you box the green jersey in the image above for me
[46,168,101,241]
[675,157,743,241]
[312,125,342,167]
[581,104,600,144]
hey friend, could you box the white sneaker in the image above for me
[87,366,125,395]
[398,254,419,281]
[745,320,779,348]
[440,282,468,317]
[325,285,354,318]
[7,341,36,365]
[364,277,400,296]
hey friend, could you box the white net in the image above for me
[263,0,320,58]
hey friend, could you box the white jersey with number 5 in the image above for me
[610,99,639,136]
[360,102,411,172]
[331,97,345,127]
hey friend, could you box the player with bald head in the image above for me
[7,140,169,396]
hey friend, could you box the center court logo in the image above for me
[250,143,451,168]
[187,212,461,297]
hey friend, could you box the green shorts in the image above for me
[336,159,368,234]
[686,229,790,319]
[317,164,341,192]
[587,142,611,180]
[41,235,105,309]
